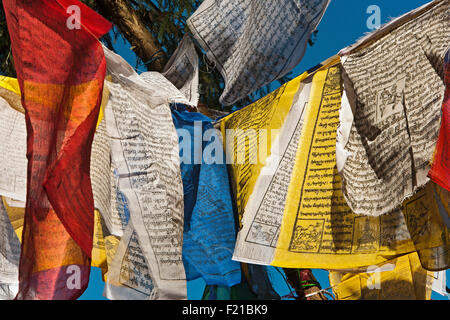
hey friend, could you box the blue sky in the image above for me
[79,0,449,300]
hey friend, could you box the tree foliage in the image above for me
[0,3,14,77]
[0,0,298,111]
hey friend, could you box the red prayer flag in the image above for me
[3,0,111,299]
[429,50,450,191]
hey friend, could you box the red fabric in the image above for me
[429,50,450,191]
[3,0,111,299]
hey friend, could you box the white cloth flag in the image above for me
[163,35,200,107]
[90,117,130,237]
[103,47,187,300]
[0,97,27,202]
[0,199,20,300]
[337,0,450,216]
[432,271,450,299]
[187,0,330,106]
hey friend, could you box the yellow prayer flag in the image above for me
[220,74,304,223]
[0,75,108,129]
[271,64,448,269]
[0,76,20,95]
[91,209,108,280]
[219,59,448,270]
[2,197,24,242]
[329,252,434,300]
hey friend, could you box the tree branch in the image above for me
[96,0,167,71]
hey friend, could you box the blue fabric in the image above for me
[172,108,241,287]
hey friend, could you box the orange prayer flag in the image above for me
[3,0,111,299]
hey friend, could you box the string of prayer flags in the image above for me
[187,0,330,106]
[272,63,449,270]
[221,55,449,271]
[337,0,450,217]
[0,0,448,301]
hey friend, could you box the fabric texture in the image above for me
[329,252,434,300]
[219,76,301,224]
[3,0,111,299]
[162,35,199,107]
[338,0,449,216]
[103,47,187,300]
[0,199,21,300]
[257,62,449,270]
[171,106,241,286]
[187,0,330,106]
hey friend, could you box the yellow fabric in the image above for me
[91,209,108,280]
[0,76,20,95]
[219,67,318,288]
[97,75,112,127]
[2,197,24,242]
[0,77,110,273]
[88,86,110,280]
[435,183,450,219]
[414,183,450,271]
[15,226,23,243]
[219,58,341,225]
[103,234,121,282]
[269,64,447,269]
[329,252,434,300]
[0,76,24,113]
[220,74,304,224]
[0,75,108,129]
